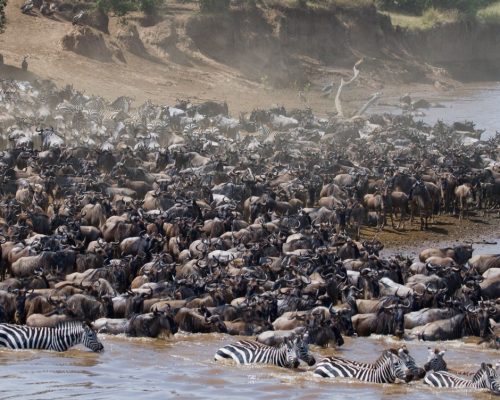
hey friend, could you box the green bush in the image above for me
[139,0,163,14]
[199,0,230,13]
[0,0,6,33]
[96,0,138,16]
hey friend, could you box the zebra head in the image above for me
[282,338,300,369]
[82,323,104,352]
[424,347,447,372]
[387,350,410,383]
[294,333,316,366]
[397,346,425,380]
[477,363,500,394]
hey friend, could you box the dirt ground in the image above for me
[362,212,500,255]
[0,0,463,116]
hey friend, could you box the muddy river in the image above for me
[0,239,498,400]
[372,82,500,140]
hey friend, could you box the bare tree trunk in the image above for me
[334,59,363,118]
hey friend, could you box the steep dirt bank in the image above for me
[403,21,500,81]
[1,1,500,113]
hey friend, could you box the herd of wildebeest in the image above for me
[0,78,499,390]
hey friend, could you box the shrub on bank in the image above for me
[0,0,6,33]
[95,0,164,16]
[199,0,230,13]
[377,0,497,15]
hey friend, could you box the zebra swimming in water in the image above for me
[314,348,410,383]
[0,321,104,352]
[214,334,315,369]
[424,362,500,393]
[328,345,424,380]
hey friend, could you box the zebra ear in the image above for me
[438,350,446,357]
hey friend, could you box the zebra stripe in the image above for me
[316,347,419,373]
[215,336,314,368]
[424,363,500,393]
[0,322,104,352]
[314,350,409,383]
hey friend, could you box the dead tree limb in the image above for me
[352,91,382,119]
[334,59,363,118]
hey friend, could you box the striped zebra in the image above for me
[313,348,409,383]
[424,362,500,393]
[398,345,426,379]
[424,347,474,376]
[214,335,315,369]
[0,321,104,352]
[315,346,422,380]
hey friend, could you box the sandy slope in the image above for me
[1,1,452,114]
[0,1,301,112]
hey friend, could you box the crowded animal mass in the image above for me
[0,78,499,395]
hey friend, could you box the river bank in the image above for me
[2,0,500,116]
[363,213,500,257]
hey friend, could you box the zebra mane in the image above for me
[369,349,397,367]
[54,320,85,329]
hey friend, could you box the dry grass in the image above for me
[477,1,500,24]
[386,7,460,30]
[261,0,373,10]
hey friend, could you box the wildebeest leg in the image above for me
[399,206,406,230]
[459,197,464,221]
[377,211,384,231]
[388,209,395,229]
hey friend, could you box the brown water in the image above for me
[1,334,499,400]
[1,240,499,400]
[371,82,500,139]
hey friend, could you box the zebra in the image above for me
[0,321,104,352]
[424,362,500,394]
[314,346,422,380]
[313,348,410,383]
[398,345,426,380]
[214,335,315,369]
[423,347,475,376]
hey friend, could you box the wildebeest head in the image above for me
[378,298,410,338]
[465,304,494,338]
[330,306,355,337]
[452,244,473,265]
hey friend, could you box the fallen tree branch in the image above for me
[334,58,363,118]
[352,91,382,119]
